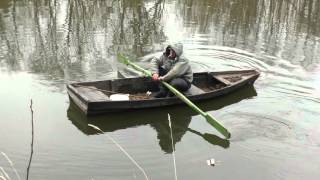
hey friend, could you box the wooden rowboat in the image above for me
[67,69,260,115]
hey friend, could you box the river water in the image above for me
[0,0,319,179]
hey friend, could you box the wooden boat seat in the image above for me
[213,75,231,86]
[75,86,109,102]
[184,84,205,96]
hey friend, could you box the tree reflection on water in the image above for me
[0,0,319,78]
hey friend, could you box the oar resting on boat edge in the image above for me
[117,54,231,139]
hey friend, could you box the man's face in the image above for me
[168,49,176,60]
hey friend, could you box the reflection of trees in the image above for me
[0,0,22,71]
[176,0,320,70]
[0,0,318,76]
[110,0,166,57]
[31,0,63,77]
[0,0,166,81]
[0,0,10,10]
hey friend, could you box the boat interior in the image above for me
[69,70,257,101]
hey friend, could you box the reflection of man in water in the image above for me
[150,114,230,153]
[150,114,191,153]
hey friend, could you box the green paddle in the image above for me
[117,54,231,139]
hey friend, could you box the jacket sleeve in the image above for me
[150,55,164,74]
[162,61,191,81]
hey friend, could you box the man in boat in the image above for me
[150,43,193,98]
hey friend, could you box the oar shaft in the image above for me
[163,81,230,138]
[162,81,206,116]
[130,63,152,77]
[118,54,152,76]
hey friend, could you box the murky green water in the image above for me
[0,0,319,179]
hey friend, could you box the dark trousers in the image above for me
[156,67,191,97]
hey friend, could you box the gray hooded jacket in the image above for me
[150,43,193,83]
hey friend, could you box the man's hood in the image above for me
[168,43,183,57]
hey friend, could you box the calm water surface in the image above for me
[0,0,320,179]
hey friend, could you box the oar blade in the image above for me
[205,114,231,139]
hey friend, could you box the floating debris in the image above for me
[206,158,215,166]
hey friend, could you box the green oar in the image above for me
[117,54,231,139]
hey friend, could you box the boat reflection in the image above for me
[67,85,257,153]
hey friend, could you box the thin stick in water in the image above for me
[168,114,178,180]
[26,99,34,180]
[88,124,149,180]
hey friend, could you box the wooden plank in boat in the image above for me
[213,75,232,86]
[185,85,205,96]
[75,86,109,102]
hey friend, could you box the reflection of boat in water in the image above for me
[67,85,257,153]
